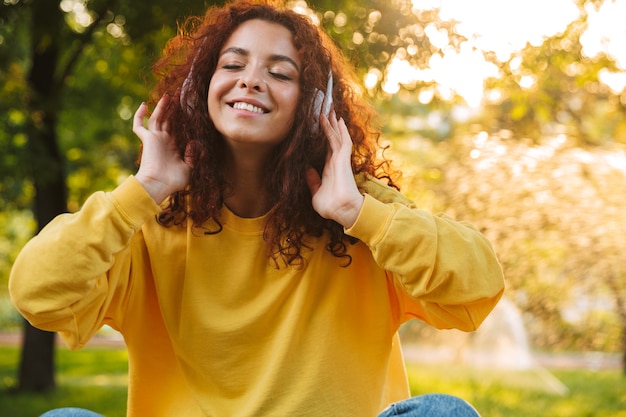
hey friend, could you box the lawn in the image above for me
[0,345,129,417]
[406,362,626,417]
[1,345,625,416]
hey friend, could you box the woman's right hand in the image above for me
[133,94,192,204]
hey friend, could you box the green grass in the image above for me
[0,345,128,417]
[406,363,626,417]
[1,345,625,416]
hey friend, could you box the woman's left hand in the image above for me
[305,111,364,228]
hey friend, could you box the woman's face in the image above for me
[208,19,301,150]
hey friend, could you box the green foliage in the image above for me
[390,133,626,354]
[0,0,213,217]
[481,9,626,145]
[0,5,31,212]
[0,211,35,321]
[312,0,467,99]
[0,299,22,330]
[58,28,152,209]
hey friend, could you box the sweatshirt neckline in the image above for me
[220,205,271,234]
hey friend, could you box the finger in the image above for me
[161,116,170,134]
[320,113,342,153]
[337,118,353,150]
[324,110,341,140]
[328,110,340,132]
[148,94,170,129]
[132,102,148,137]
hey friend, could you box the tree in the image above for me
[313,0,467,96]
[4,0,72,392]
[392,132,626,371]
[1,0,213,392]
[480,0,626,145]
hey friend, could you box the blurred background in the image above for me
[1,0,625,415]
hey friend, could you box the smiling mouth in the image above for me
[230,102,269,114]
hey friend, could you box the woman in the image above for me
[10,1,505,416]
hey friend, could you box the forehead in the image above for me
[221,19,300,64]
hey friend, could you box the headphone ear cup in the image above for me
[321,71,333,116]
[311,71,334,133]
[180,37,210,115]
[311,89,325,133]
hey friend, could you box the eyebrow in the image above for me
[220,47,300,71]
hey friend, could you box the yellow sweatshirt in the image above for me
[10,175,504,417]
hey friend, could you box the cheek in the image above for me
[281,89,301,120]
[207,81,221,117]
[207,73,228,99]
[207,80,216,104]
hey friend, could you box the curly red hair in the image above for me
[149,0,398,266]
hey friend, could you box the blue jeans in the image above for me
[40,409,105,417]
[378,394,481,416]
[40,394,480,416]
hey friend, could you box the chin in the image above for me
[224,134,285,149]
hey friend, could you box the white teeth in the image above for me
[233,102,265,114]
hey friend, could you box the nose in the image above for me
[238,67,265,92]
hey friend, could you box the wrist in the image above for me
[338,194,364,229]
[135,173,172,204]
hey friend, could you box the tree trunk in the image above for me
[17,321,56,392]
[17,0,66,393]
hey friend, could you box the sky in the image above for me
[384,0,626,105]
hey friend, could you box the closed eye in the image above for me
[223,64,244,70]
[270,72,292,81]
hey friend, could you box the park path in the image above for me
[0,331,124,348]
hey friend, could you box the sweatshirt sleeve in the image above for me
[9,176,161,349]
[345,175,505,332]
